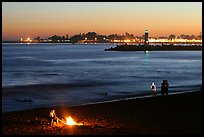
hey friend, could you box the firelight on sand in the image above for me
[65,116,83,126]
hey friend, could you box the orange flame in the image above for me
[66,116,76,126]
[65,116,83,126]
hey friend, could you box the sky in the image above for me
[2,2,202,41]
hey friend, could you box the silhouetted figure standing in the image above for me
[161,80,169,96]
[164,80,169,95]
[150,82,157,96]
[161,80,165,96]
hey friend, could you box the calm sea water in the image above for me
[2,43,202,112]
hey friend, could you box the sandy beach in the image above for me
[2,90,202,135]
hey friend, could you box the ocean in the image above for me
[2,43,202,112]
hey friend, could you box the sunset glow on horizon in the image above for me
[2,2,202,41]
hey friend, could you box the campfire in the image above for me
[65,116,83,126]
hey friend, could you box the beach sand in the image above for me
[2,90,202,135]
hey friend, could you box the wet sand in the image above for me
[2,90,202,135]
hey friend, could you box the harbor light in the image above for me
[144,30,149,46]
[26,37,32,42]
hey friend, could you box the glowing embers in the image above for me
[65,116,83,126]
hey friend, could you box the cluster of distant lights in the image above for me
[20,37,70,43]
[20,37,32,43]
[20,37,202,43]
[148,38,202,43]
[111,38,202,43]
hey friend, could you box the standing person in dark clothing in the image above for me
[164,80,169,95]
[161,80,165,96]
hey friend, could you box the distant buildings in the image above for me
[16,31,202,44]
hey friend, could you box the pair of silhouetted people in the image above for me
[150,80,169,96]
[161,80,169,96]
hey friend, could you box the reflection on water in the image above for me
[2,44,202,112]
[143,51,149,65]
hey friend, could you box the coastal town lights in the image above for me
[148,38,202,43]
[26,37,32,42]
[124,39,131,43]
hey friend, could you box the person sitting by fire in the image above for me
[48,109,59,126]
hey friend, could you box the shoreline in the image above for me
[2,84,201,113]
[2,90,202,135]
